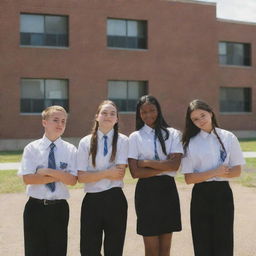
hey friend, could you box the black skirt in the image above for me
[135,175,182,236]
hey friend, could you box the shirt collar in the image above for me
[41,134,62,149]
[142,124,155,135]
[199,128,218,139]
[97,129,114,140]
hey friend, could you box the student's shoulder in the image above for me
[216,128,237,140]
[118,132,129,141]
[78,134,92,146]
[23,138,44,151]
[60,139,77,151]
[167,127,182,137]
[128,130,140,139]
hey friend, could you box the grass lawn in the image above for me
[0,151,23,163]
[0,170,25,193]
[0,138,255,163]
[1,166,255,194]
[239,138,256,151]
[0,139,255,193]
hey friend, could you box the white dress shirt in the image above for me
[181,128,245,181]
[128,124,184,177]
[77,129,129,193]
[18,135,77,200]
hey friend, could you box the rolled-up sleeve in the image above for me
[67,146,78,176]
[181,150,194,174]
[76,138,90,172]
[116,135,129,165]
[229,134,246,167]
[18,144,37,176]
[128,132,139,160]
[169,129,184,154]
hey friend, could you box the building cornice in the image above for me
[165,0,215,6]
[217,18,256,26]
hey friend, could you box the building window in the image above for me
[218,42,251,66]
[108,80,148,112]
[21,79,69,113]
[220,87,252,113]
[107,18,147,49]
[20,14,68,47]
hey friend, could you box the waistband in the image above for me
[29,197,66,206]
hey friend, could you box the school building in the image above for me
[1,0,256,150]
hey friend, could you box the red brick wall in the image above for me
[0,0,255,139]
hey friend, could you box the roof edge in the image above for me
[217,18,256,26]
[165,0,216,6]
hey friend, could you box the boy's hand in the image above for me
[37,168,51,176]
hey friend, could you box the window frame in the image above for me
[219,87,252,114]
[108,80,148,113]
[20,78,69,114]
[20,13,69,48]
[218,41,251,67]
[107,18,148,50]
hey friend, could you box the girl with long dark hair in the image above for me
[181,99,245,256]
[77,100,128,256]
[128,95,183,256]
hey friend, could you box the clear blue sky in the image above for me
[196,0,256,23]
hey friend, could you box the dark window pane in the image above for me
[45,34,57,46]
[58,34,68,47]
[108,36,127,48]
[127,99,138,111]
[109,98,127,112]
[137,37,147,49]
[127,37,138,49]
[244,44,251,66]
[20,99,45,113]
[220,87,251,112]
[45,99,69,111]
[30,33,44,46]
[20,33,30,45]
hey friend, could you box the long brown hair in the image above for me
[90,100,119,167]
[182,99,226,155]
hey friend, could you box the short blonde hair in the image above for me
[42,105,67,120]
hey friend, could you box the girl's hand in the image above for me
[107,166,125,180]
[215,165,230,177]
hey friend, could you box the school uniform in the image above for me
[77,129,128,256]
[128,124,183,236]
[181,128,245,256]
[18,135,77,256]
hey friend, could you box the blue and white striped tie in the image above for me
[103,135,108,156]
[46,143,56,192]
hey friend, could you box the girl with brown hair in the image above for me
[77,100,128,256]
[181,99,245,256]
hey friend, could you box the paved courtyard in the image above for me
[0,183,256,256]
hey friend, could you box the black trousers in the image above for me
[23,197,69,256]
[80,187,128,256]
[191,181,234,256]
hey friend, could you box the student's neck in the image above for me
[98,127,112,135]
[45,133,60,142]
[201,128,213,134]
